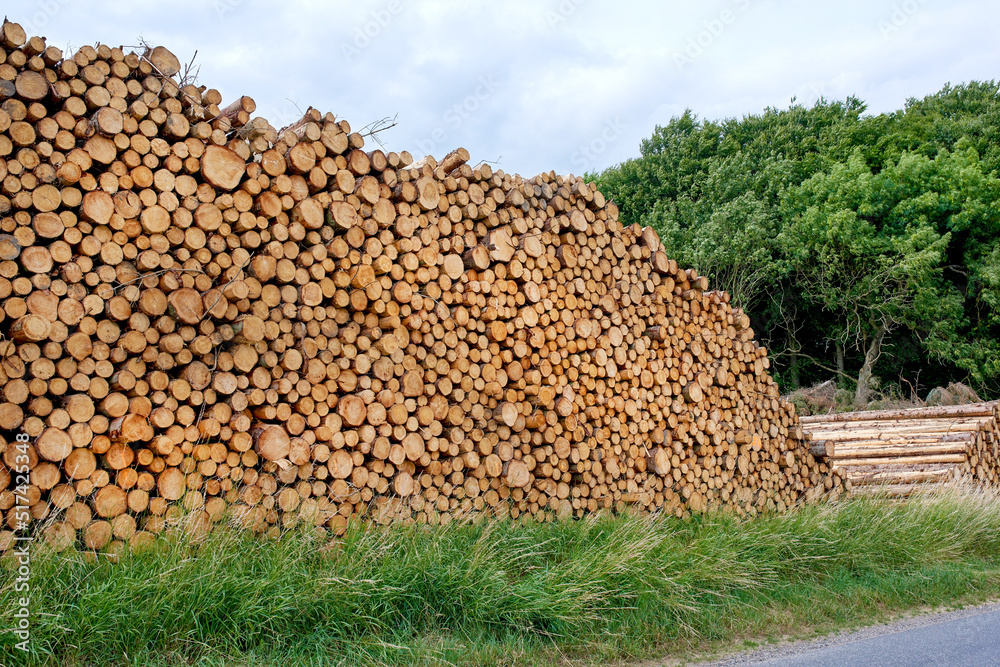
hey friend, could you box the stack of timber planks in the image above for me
[802,402,1000,495]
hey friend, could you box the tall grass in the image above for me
[4,485,1000,666]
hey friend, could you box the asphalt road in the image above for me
[697,601,1000,666]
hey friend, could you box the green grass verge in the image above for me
[4,486,1000,666]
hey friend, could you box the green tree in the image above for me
[590,84,1000,400]
[779,151,959,405]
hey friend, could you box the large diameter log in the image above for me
[328,450,354,479]
[647,447,671,475]
[11,315,51,342]
[94,486,128,518]
[168,288,205,324]
[140,205,171,234]
[109,414,154,443]
[682,382,703,404]
[201,145,245,190]
[32,213,65,240]
[328,201,357,230]
[144,45,182,76]
[504,459,530,488]
[442,254,465,280]
[81,191,114,224]
[92,107,124,135]
[463,245,490,271]
[0,404,24,431]
[401,433,425,462]
[393,471,414,496]
[254,424,290,461]
[65,449,97,480]
[43,523,76,552]
[401,371,424,397]
[36,428,73,462]
[104,444,135,471]
[338,395,367,427]
[1,20,26,49]
[292,198,324,230]
[158,468,186,501]
[233,316,266,343]
[497,402,518,428]
[181,362,212,391]
[84,521,113,550]
[15,71,48,101]
[415,177,440,210]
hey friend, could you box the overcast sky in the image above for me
[12,0,999,177]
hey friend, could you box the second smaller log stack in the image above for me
[802,402,1000,495]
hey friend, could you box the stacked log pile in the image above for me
[802,403,1000,495]
[0,23,841,553]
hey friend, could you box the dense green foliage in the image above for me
[5,490,1000,666]
[592,82,1000,403]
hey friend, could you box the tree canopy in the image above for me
[591,82,1000,403]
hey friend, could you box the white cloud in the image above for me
[10,0,1000,176]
